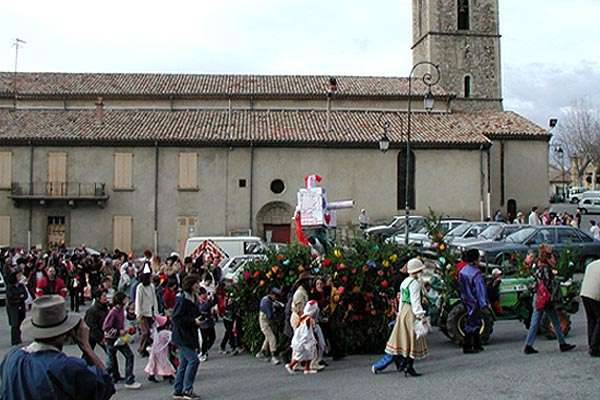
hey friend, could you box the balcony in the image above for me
[9,182,109,208]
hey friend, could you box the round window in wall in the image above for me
[270,179,285,194]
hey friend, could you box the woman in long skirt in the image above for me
[372,258,428,377]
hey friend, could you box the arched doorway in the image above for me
[256,201,294,244]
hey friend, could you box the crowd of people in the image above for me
[492,206,582,228]
[0,239,599,399]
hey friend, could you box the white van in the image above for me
[184,236,266,258]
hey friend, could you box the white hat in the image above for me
[492,268,502,276]
[303,300,319,317]
[142,262,152,275]
[407,258,425,274]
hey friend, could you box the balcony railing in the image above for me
[9,182,109,207]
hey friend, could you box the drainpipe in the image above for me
[249,143,255,234]
[154,141,159,253]
[480,145,485,221]
[486,147,492,218]
[28,140,34,249]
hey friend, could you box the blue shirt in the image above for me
[458,264,489,310]
[0,343,115,400]
[260,295,274,320]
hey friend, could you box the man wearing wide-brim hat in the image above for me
[0,295,115,400]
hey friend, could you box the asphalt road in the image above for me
[0,300,598,400]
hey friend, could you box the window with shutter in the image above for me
[0,216,10,246]
[114,153,134,190]
[48,152,67,196]
[0,152,11,189]
[179,153,198,190]
[113,216,133,252]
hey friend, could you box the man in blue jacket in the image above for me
[458,249,489,354]
[172,274,202,400]
[0,295,115,400]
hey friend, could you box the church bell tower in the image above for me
[412,0,503,111]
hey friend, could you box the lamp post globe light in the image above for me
[403,62,441,245]
[377,115,391,153]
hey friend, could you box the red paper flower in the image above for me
[380,280,389,289]
[351,268,357,274]
[253,271,261,278]
[338,287,345,294]
[243,271,251,281]
[322,258,332,267]
[341,276,348,283]
[377,270,384,276]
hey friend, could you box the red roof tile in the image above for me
[0,72,447,98]
[0,109,547,147]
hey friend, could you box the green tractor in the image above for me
[425,267,580,345]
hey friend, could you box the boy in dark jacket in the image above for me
[172,274,202,400]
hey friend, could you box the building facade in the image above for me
[0,0,550,255]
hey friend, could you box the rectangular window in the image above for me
[113,216,133,252]
[178,152,198,190]
[177,216,197,256]
[48,152,67,196]
[0,216,10,246]
[114,152,134,190]
[0,152,11,189]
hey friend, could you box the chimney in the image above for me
[95,97,104,123]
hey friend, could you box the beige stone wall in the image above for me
[504,140,549,212]
[0,144,489,252]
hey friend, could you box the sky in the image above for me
[1,0,599,128]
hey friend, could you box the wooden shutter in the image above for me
[48,152,67,196]
[113,216,133,252]
[176,216,197,255]
[114,153,133,189]
[0,152,11,189]
[0,216,10,246]
[178,153,198,189]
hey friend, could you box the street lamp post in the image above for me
[404,62,441,245]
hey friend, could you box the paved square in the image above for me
[0,298,597,400]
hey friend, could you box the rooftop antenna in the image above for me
[12,38,26,109]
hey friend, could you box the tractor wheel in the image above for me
[541,309,572,340]
[446,303,494,346]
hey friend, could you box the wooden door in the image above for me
[47,216,67,248]
[264,224,291,244]
[113,216,133,252]
[48,152,67,196]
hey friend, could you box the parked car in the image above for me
[477,226,600,273]
[578,197,600,214]
[420,221,495,249]
[390,219,469,247]
[568,186,587,204]
[452,224,529,248]
[365,215,425,239]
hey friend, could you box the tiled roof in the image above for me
[0,109,547,147]
[0,72,447,99]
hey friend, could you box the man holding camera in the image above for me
[0,295,115,400]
